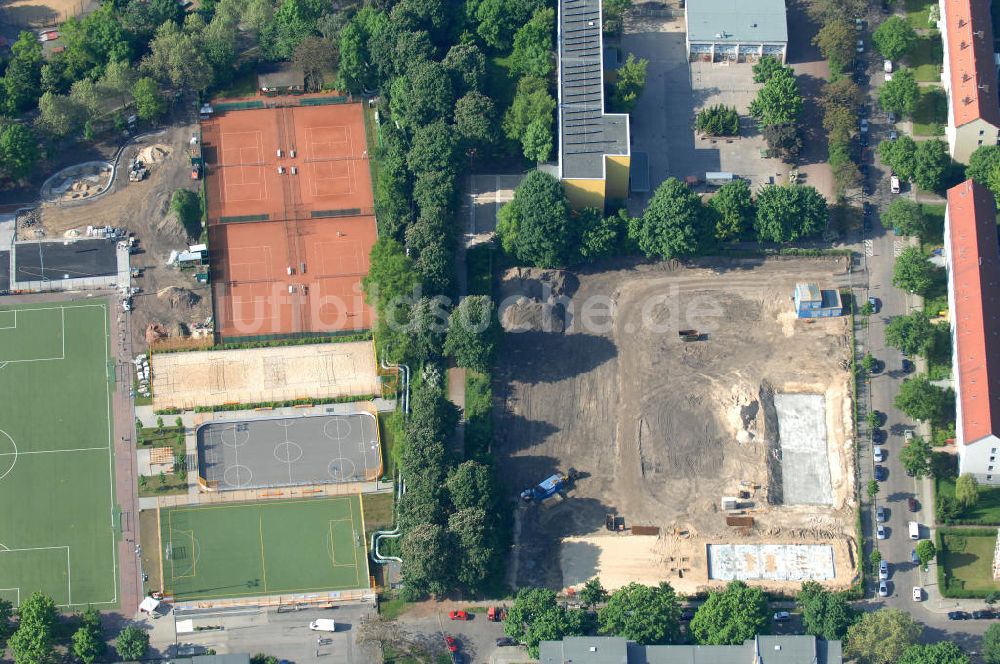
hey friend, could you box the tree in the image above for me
[898,642,970,664]
[35,92,87,138]
[497,170,575,268]
[580,208,629,260]
[259,0,318,61]
[915,539,937,567]
[0,599,12,651]
[882,199,926,237]
[251,655,280,664]
[603,0,632,33]
[9,625,55,664]
[115,624,149,661]
[292,36,337,91]
[873,16,917,61]
[956,473,980,508]
[753,185,828,243]
[4,32,44,114]
[752,55,785,83]
[867,479,879,499]
[599,582,681,645]
[400,522,454,596]
[844,608,922,664]
[914,139,950,192]
[709,179,754,240]
[812,18,856,73]
[132,77,165,123]
[504,587,588,658]
[628,178,708,259]
[522,118,553,162]
[142,20,214,92]
[579,578,608,608]
[72,606,106,664]
[445,296,501,372]
[823,105,857,145]
[821,77,862,112]
[335,22,368,93]
[967,144,1000,191]
[886,312,936,356]
[454,92,497,146]
[446,460,497,511]
[389,60,454,133]
[895,375,953,424]
[443,43,487,94]
[762,124,802,160]
[983,623,1000,664]
[879,69,919,117]
[407,121,459,177]
[893,247,938,295]
[750,69,802,126]
[612,54,649,112]
[474,0,533,51]
[796,581,857,640]
[689,581,769,645]
[0,124,38,181]
[861,353,876,374]
[448,507,495,590]
[900,436,933,478]
[696,105,740,136]
[510,8,554,77]
[503,76,556,144]
[879,135,918,182]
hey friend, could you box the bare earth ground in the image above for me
[494,257,858,594]
[37,125,212,349]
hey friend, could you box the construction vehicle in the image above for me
[605,514,625,531]
[128,158,148,182]
[678,329,701,342]
[487,607,507,622]
[520,468,578,503]
[188,134,203,180]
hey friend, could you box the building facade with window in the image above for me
[939,0,1000,163]
[946,180,1000,484]
[685,0,788,63]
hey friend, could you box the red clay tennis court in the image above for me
[201,101,377,340]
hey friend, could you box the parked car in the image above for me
[884,59,893,73]
[876,505,886,522]
[860,118,869,132]
[904,430,914,442]
[878,581,889,597]
[888,111,897,123]
[912,586,922,601]
[860,132,869,147]
[875,465,887,481]
[879,560,889,579]
[908,497,919,512]
[872,429,886,443]
[449,610,470,621]
[973,610,996,619]
[889,130,898,140]
[948,611,971,620]
[911,549,920,564]
[309,619,336,632]
[857,39,865,52]
[890,175,901,193]
[773,611,791,622]
[873,445,885,462]
[445,636,459,653]
[877,523,886,539]
[496,638,519,647]
[902,359,915,373]
[868,296,880,313]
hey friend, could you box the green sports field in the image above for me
[160,496,369,601]
[0,302,118,608]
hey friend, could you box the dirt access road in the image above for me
[38,124,212,348]
[494,257,858,594]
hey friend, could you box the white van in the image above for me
[908,521,920,540]
[890,175,901,194]
[309,619,336,632]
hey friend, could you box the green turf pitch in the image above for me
[0,302,117,608]
[160,496,369,600]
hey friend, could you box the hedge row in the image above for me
[155,394,377,415]
[151,332,372,354]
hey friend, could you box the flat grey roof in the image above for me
[559,0,629,180]
[542,636,841,664]
[686,0,788,44]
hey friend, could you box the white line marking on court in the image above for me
[0,589,20,607]
[0,446,108,456]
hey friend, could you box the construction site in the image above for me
[495,257,858,595]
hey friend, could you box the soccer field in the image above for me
[0,302,118,608]
[160,496,370,601]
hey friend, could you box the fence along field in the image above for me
[0,302,118,607]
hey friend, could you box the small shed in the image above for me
[258,65,305,96]
[793,282,843,318]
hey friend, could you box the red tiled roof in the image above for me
[947,179,1000,444]
[944,0,1000,127]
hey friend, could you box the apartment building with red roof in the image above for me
[946,180,1000,483]
[939,0,1000,163]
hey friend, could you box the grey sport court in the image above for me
[197,413,381,491]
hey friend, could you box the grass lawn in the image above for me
[907,34,943,82]
[212,67,259,99]
[0,302,118,608]
[912,87,947,136]
[921,203,946,245]
[137,426,188,497]
[465,370,493,460]
[467,244,495,297]
[905,0,937,29]
[139,509,161,594]
[487,55,518,121]
[361,492,393,543]
[160,496,369,601]
[940,530,1000,594]
[937,471,1000,524]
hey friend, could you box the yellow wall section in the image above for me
[563,178,606,210]
[605,155,631,199]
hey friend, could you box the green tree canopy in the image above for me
[762,124,802,160]
[4,31,44,114]
[628,178,708,259]
[913,139,950,192]
[894,374,953,424]
[879,135,918,182]
[446,460,498,512]
[983,623,1000,664]
[503,75,556,155]
[444,295,501,372]
[443,43,487,94]
[879,69,919,117]
[598,582,682,645]
[407,120,459,177]
[750,68,802,126]
[612,53,649,112]
[116,625,149,661]
[696,105,740,136]
[389,60,455,133]
[580,578,609,608]
[753,184,828,243]
[886,311,937,356]
[400,522,454,597]
[956,473,980,508]
[967,145,1000,192]
[872,16,917,61]
[709,179,755,240]
[844,608,922,664]
[0,124,38,181]
[448,507,495,590]
[497,170,575,267]
[900,435,933,478]
[510,8,554,77]
[454,91,497,146]
[689,580,770,645]
[0,599,13,651]
[812,18,856,73]
[72,606,106,664]
[796,581,857,640]
[141,20,214,92]
[915,540,937,566]
[504,587,588,658]
[132,77,165,122]
[752,55,786,83]
[898,642,969,664]
[893,246,939,295]
[882,198,926,237]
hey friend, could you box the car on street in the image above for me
[908,496,919,512]
[872,428,886,443]
[877,523,886,539]
[888,111,897,123]
[948,611,971,620]
[860,118,869,133]
[884,59,893,73]
[496,638,519,647]
[878,581,889,597]
[873,445,885,462]
[974,610,996,619]
[879,560,888,579]
[309,619,336,632]
[902,359,915,373]
[868,296,880,313]
[904,430,914,441]
[876,505,886,522]
[911,549,920,564]
[449,610,470,621]
[773,611,791,622]
[875,465,887,481]
[890,174,901,193]
[445,636,458,653]
[913,586,922,601]
[857,39,864,52]
[889,130,898,140]
[860,132,869,147]
[864,202,873,215]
